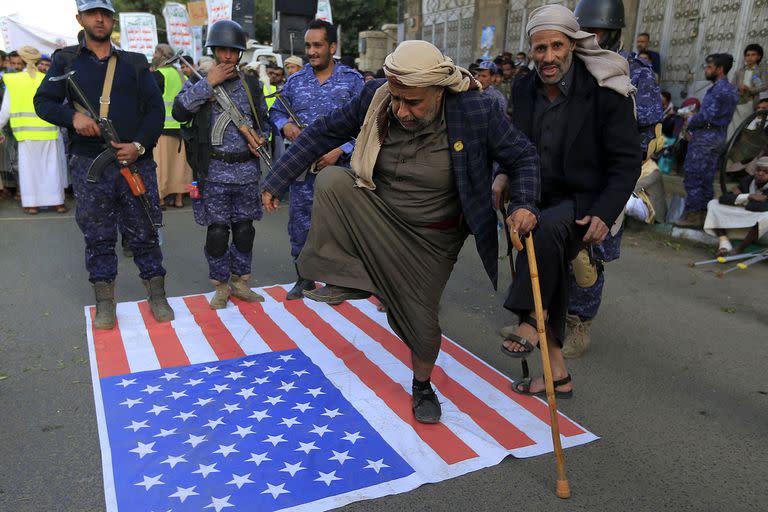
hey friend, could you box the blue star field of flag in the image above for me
[100,349,414,511]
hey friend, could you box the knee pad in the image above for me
[572,249,598,288]
[205,223,230,258]
[231,220,255,254]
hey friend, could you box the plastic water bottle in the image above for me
[186,181,201,199]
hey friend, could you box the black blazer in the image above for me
[512,59,642,227]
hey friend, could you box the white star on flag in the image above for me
[322,408,343,419]
[174,410,197,421]
[161,454,187,468]
[235,387,257,400]
[124,420,149,432]
[263,434,287,446]
[167,390,188,400]
[204,417,226,430]
[261,483,290,498]
[184,378,204,386]
[226,473,255,489]
[306,387,325,398]
[147,404,169,416]
[193,397,214,407]
[364,458,390,473]
[153,428,177,438]
[329,450,354,464]
[295,441,320,454]
[211,383,230,393]
[200,366,220,375]
[232,425,256,438]
[204,495,235,511]
[134,474,163,490]
[315,470,342,486]
[264,365,282,373]
[277,380,297,392]
[279,417,301,428]
[279,461,306,477]
[309,424,333,437]
[169,485,199,503]
[141,384,162,395]
[120,397,142,408]
[292,369,309,377]
[213,444,239,457]
[129,441,156,458]
[264,395,284,406]
[252,376,270,385]
[192,463,220,478]
[183,434,207,448]
[244,452,271,465]
[292,402,313,413]
[221,403,242,414]
[239,360,258,367]
[248,409,271,421]
[341,431,365,444]
[117,378,137,388]
[224,371,245,381]
[159,372,179,381]
[277,354,295,362]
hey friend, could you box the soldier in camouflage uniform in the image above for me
[34,0,174,330]
[674,54,739,229]
[173,20,270,309]
[269,19,363,300]
[564,0,663,357]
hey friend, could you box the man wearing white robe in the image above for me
[0,46,67,214]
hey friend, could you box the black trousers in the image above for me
[504,199,585,345]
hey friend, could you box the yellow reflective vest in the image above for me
[157,66,185,130]
[263,82,277,110]
[3,71,58,141]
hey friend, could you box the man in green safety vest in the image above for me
[152,44,193,208]
[0,46,67,214]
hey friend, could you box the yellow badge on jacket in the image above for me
[453,141,464,152]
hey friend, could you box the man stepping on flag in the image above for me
[262,40,540,423]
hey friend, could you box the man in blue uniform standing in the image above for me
[173,20,270,309]
[269,19,363,299]
[563,0,663,357]
[34,0,173,330]
[674,54,739,228]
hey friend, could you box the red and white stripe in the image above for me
[86,284,597,509]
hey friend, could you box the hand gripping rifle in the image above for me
[161,51,272,171]
[49,70,161,232]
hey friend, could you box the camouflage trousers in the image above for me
[71,155,165,283]
[683,130,725,213]
[567,228,623,321]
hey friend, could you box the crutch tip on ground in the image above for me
[556,479,571,499]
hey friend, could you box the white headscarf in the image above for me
[526,4,635,97]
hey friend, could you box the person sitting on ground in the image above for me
[705,156,768,255]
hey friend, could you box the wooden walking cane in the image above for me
[510,229,571,499]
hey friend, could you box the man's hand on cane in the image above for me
[507,208,537,237]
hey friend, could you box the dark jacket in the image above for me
[511,59,641,227]
[171,74,267,187]
[262,79,541,289]
[33,44,164,159]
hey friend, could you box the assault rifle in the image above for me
[49,70,161,232]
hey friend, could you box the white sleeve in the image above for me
[0,89,10,129]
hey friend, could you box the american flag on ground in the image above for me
[86,284,597,511]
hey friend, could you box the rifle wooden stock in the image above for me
[120,167,147,196]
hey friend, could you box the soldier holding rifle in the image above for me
[172,20,271,309]
[34,0,174,330]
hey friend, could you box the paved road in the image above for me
[0,199,765,511]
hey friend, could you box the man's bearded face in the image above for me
[387,80,444,132]
[530,30,574,85]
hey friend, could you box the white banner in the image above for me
[0,16,77,55]
[191,25,203,64]
[119,13,158,62]
[206,0,232,34]
[162,2,194,58]
[316,0,333,24]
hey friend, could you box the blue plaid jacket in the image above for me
[263,79,540,288]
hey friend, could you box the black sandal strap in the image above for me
[521,359,529,379]
[547,373,572,388]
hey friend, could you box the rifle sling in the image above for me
[238,73,263,134]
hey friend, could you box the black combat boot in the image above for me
[286,265,314,300]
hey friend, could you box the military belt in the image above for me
[210,148,253,164]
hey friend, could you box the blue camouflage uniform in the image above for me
[175,76,269,282]
[269,62,363,260]
[568,55,663,321]
[484,85,508,117]
[33,42,166,284]
[682,77,739,214]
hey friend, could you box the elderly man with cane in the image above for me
[495,5,641,397]
[262,40,540,424]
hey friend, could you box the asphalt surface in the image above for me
[0,197,766,512]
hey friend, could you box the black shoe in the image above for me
[412,385,441,424]
[286,278,315,300]
[302,285,371,305]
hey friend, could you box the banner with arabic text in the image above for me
[162,3,194,59]
[119,13,158,62]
